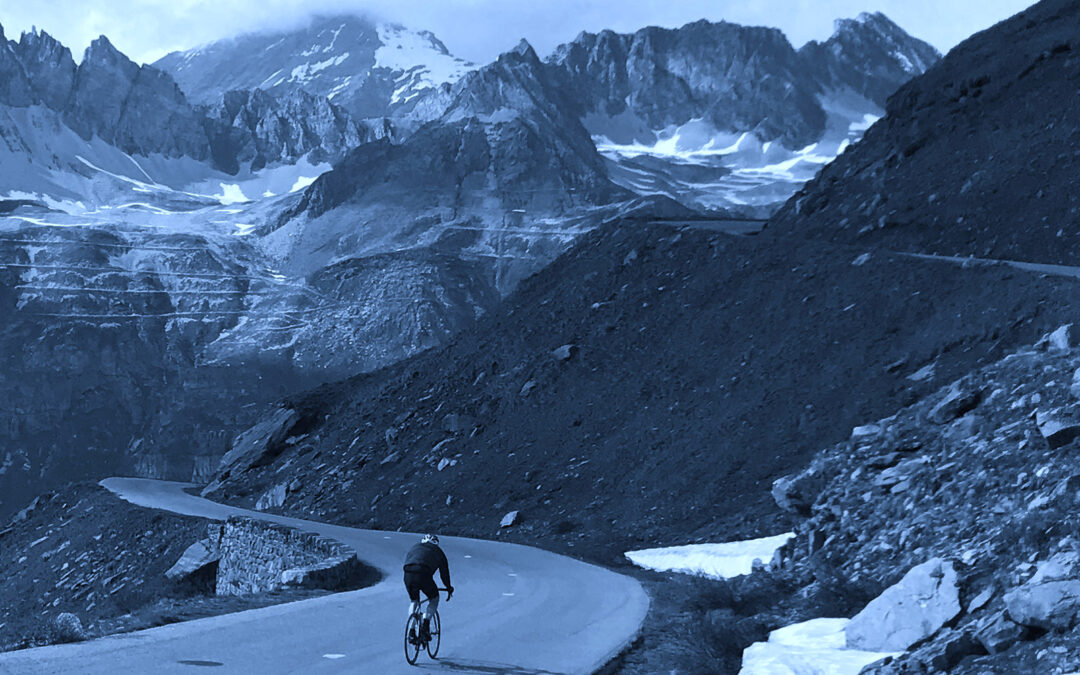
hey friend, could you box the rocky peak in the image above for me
[15,28,77,110]
[17,28,71,63]
[509,38,539,61]
[65,36,141,138]
[0,22,35,107]
[800,12,940,104]
[82,35,135,71]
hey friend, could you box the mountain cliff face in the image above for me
[543,13,940,213]
[0,25,372,182]
[155,14,474,123]
[548,21,825,148]
[769,0,1080,265]
[203,87,373,174]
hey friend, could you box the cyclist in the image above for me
[403,534,453,642]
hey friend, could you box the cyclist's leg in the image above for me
[420,574,439,620]
[404,572,422,618]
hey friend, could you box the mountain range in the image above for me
[0,11,933,524]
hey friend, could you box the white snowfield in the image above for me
[625,532,795,580]
[0,478,648,675]
[375,25,475,105]
[739,618,898,675]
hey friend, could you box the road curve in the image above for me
[0,478,649,675]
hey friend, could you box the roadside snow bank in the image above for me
[739,618,897,675]
[625,532,794,579]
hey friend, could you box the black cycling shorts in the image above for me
[403,569,438,603]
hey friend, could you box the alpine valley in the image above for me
[7,1,1080,672]
[0,11,937,521]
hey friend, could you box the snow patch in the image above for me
[290,176,318,193]
[739,618,898,675]
[214,184,249,205]
[849,114,881,134]
[626,533,794,580]
[288,54,351,84]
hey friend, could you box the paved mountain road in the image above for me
[0,478,649,675]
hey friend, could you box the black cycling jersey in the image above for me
[403,542,451,588]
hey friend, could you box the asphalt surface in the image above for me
[0,478,649,675]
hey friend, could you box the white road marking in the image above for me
[507,573,517,577]
[503,593,515,596]
[322,653,346,659]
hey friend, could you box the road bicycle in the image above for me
[404,588,449,665]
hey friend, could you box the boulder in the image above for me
[927,383,982,424]
[1005,579,1080,630]
[551,344,575,361]
[771,471,824,515]
[51,613,86,643]
[846,558,961,651]
[1070,367,1080,399]
[254,483,288,511]
[500,510,520,528]
[165,539,220,580]
[217,407,300,475]
[1033,408,1080,449]
[974,610,1025,654]
[1035,324,1072,352]
[1030,551,1080,584]
[851,424,883,442]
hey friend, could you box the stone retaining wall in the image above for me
[206,516,371,596]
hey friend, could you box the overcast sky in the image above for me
[0,0,1039,66]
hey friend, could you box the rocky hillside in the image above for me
[0,483,371,652]
[0,484,207,651]
[205,221,1080,564]
[762,326,1080,673]
[769,0,1080,265]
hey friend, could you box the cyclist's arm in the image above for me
[438,551,452,590]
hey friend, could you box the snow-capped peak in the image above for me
[374,23,474,105]
[155,14,475,119]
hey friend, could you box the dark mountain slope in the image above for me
[769,0,1080,264]
[207,223,1080,562]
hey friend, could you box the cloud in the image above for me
[0,0,1039,67]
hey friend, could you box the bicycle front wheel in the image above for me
[404,613,421,665]
[426,610,441,659]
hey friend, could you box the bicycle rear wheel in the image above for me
[404,613,421,665]
[425,610,441,659]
